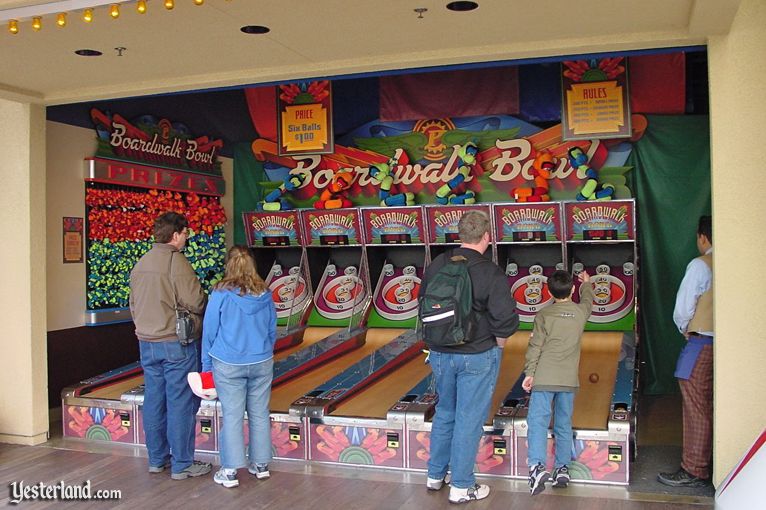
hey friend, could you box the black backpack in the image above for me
[418,253,484,347]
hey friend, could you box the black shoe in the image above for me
[528,463,550,496]
[551,465,570,488]
[657,468,711,487]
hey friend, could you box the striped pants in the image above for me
[679,343,713,479]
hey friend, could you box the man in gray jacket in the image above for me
[130,211,210,480]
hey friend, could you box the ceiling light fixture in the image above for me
[241,25,270,34]
[75,49,102,56]
[0,1,134,24]
[414,7,427,18]
[0,0,226,35]
[446,1,479,12]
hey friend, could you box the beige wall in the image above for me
[707,0,766,486]
[45,121,234,331]
[45,122,92,331]
[0,99,48,445]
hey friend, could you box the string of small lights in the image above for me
[3,0,215,35]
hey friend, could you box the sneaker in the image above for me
[528,463,550,496]
[213,468,239,488]
[551,465,570,488]
[426,472,451,491]
[657,467,711,487]
[248,463,270,480]
[448,484,490,504]
[148,461,170,474]
[171,461,212,480]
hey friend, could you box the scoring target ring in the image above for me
[381,275,421,311]
[581,275,626,314]
[510,276,553,313]
[269,275,308,316]
[317,275,366,319]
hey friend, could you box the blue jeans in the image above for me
[139,340,201,474]
[527,390,575,469]
[427,347,501,489]
[213,357,274,469]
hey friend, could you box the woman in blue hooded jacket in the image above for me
[201,245,276,488]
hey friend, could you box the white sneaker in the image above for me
[426,472,451,491]
[448,484,490,504]
[248,463,270,479]
[213,468,239,488]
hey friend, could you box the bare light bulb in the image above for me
[194,0,204,5]
[110,4,120,18]
[164,0,175,9]
[137,0,147,13]
[32,16,42,31]
[83,9,93,22]
[57,12,67,27]
[8,19,19,34]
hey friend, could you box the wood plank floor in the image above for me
[0,438,712,509]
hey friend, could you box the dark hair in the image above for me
[697,215,712,243]
[458,210,490,244]
[154,212,188,244]
[548,270,574,299]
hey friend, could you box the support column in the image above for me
[707,0,766,487]
[0,98,48,444]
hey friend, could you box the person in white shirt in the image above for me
[658,215,713,488]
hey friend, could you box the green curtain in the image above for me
[233,142,266,245]
[627,115,711,394]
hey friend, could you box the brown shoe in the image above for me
[657,468,710,487]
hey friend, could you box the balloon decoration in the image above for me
[86,186,227,309]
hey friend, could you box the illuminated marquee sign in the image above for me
[425,205,492,244]
[85,158,225,196]
[362,207,425,245]
[564,200,634,241]
[493,203,563,242]
[242,211,302,247]
[301,208,362,246]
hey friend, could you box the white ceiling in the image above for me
[0,0,742,105]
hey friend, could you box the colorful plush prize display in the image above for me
[86,187,227,309]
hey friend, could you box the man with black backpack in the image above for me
[419,210,519,504]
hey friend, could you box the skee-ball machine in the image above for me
[491,202,565,329]
[399,203,520,476]
[243,210,313,350]
[503,199,638,485]
[423,204,494,262]
[362,206,427,331]
[283,206,431,470]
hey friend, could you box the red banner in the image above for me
[380,67,519,122]
[245,85,278,141]
[629,53,686,114]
